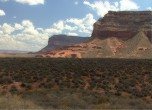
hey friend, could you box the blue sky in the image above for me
[0,0,95,27]
[0,0,151,51]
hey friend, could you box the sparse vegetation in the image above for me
[0,58,151,109]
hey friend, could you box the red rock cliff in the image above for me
[92,11,152,41]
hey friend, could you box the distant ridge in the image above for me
[0,50,28,54]
[39,35,89,53]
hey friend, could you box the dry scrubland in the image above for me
[0,58,151,109]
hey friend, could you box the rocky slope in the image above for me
[39,11,152,58]
[39,35,89,53]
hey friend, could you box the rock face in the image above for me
[39,11,152,58]
[92,11,152,41]
[39,35,89,52]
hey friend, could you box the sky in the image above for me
[0,0,151,51]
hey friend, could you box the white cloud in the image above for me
[66,13,96,35]
[0,20,48,51]
[45,21,65,36]
[21,20,40,35]
[0,14,96,51]
[1,0,45,5]
[84,0,139,17]
[66,32,78,36]
[119,0,139,11]
[22,20,34,27]
[0,23,15,34]
[0,0,9,2]
[14,0,45,5]
[147,7,152,11]
[0,9,5,16]
[64,24,77,31]
[74,1,78,5]
[46,13,96,37]
[14,23,24,30]
[52,21,64,31]
[13,16,17,19]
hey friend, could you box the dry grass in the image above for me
[0,94,42,109]
[0,89,151,109]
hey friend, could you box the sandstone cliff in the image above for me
[92,11,152,41]
[39,11,152,58]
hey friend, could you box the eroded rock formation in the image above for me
[92,11,152,41]
[39,11,152,58]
